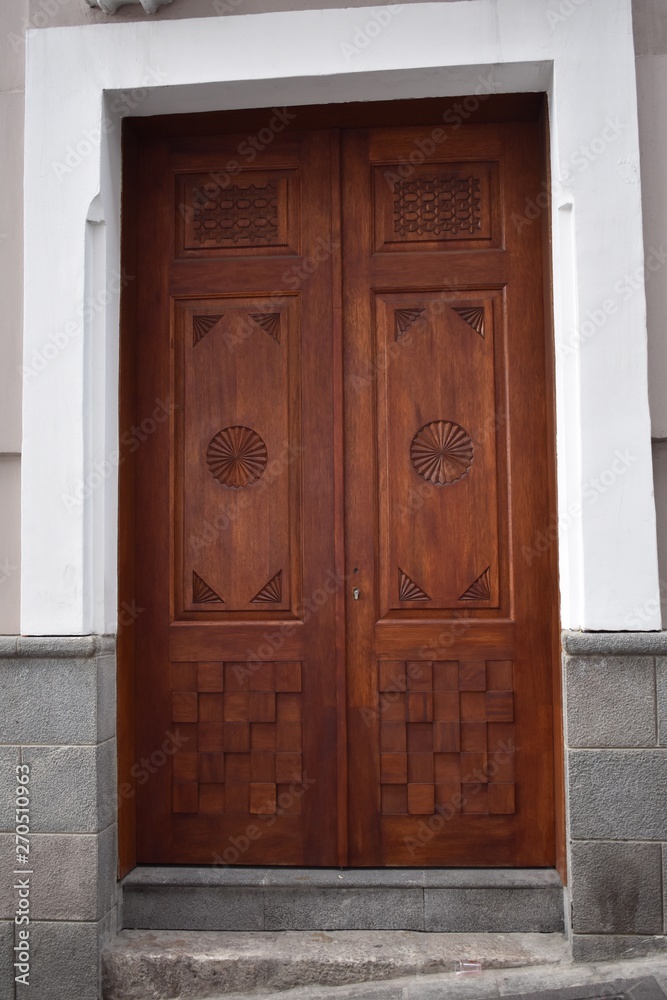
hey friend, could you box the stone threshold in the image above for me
[120,867,564,933]
[0,634,115,657]
[562,630,667,655]
[102,929,569,1000]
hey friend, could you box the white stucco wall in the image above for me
[1,0,665,634]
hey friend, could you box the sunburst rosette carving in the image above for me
[410,420,473,486]
[206,425,268,488]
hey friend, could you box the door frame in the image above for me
[118,96,564,877]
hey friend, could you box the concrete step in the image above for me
[102,929,569,1000]
[121,867,564,933]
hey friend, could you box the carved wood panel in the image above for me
[171,661,303,816]
[373,161,499,252]
[174,296,300,617]
[176,170,300,256]
[375,292,503,615]
[378,660,515,816]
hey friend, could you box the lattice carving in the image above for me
[393,174,482,238]
[459,567,491,602]
[378,659,515,817]
[452,305,485,337]
[206,426,268,489]
[394,308,426,341]
[251,570,283,604]
[192,571,224,604]
[171,661,303,816]
[250,312,281,344]
[410,421,473,486]
[192,182,279,247]
[398,568,431,602]
[193,314,223,346]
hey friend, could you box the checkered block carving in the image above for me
[170,661,302,816]
[378,660,515,817]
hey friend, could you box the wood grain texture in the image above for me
[120,105,559,870]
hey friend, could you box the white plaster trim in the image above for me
[86,0,171,13]
[21,0,662,633]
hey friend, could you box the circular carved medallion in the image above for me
[410,420,473,485]
[206,425,268,488]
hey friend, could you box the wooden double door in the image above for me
[129,114,558,868]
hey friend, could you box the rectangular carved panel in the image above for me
[174,296,301,617]
[373,162,498,252]
[176,170,299,256]
[375,292,504,616]
[171,661,303,816]
[378,660,515,817]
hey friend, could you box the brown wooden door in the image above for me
[128,116,557,868]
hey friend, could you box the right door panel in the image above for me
[343,123,558,867]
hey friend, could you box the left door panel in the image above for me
[133,130,340,865]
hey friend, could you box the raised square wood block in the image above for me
[198,752,225,783]
[224,722,250,752]
[251,723,276,751]
[249,662,275,691]
[172,691,198,723]
[407,692,433,722]
[199,693,225,723]
[197,722,225,752]
[433,721,460,752]
[485,690,514,722]
[458,660,486,691]
[407,783,435,815]
[381,753,408,783]
[224,662,250,692]
[460,691,486,722]
[460,722,487,752]
[198,662,225,692]
[276,693,301,722]
[250,751,276,781]
[199,783,225,813]
[383,693,406,722]
[173,752,199,782]
[407,723,434,753]
[226,753,251,782]
[275,661,302,692]
[461,783,488,814]
[433,691,459,721]
[408,752,434,783]
[490,751,514,782]
[249,691,276,722]
[381,722,407,752]
[433,661,458,690]
[250,782,277,815]
[381,784,408,814]
[224,692,249,721]
[435,782,461,813]
[461,751,488,781]
[276,722,301,752]
[486,660,513,690]
[488,782,516,814]
[406,661,432,691]
[434,753,461,783]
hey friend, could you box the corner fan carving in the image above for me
[206,426,267,488]
[410,420,473,486]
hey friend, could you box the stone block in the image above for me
[97,653,117,743]
[15,921,99,1000]
[0,828,116,921]
[658,658,667,746]
[0,657,98,745]
[22,741,116,833]
[570,933,667,962]
[263,888,424,930]
[0,921,13,1000]
[123,886,264,931]
[570,840,663,934]
[423,886,563,933]
[565,655,656,747]
[568,749,667,839]
[0,746,20,832]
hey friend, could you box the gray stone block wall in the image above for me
[0,637,117,1000]
[563,632,667,962]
